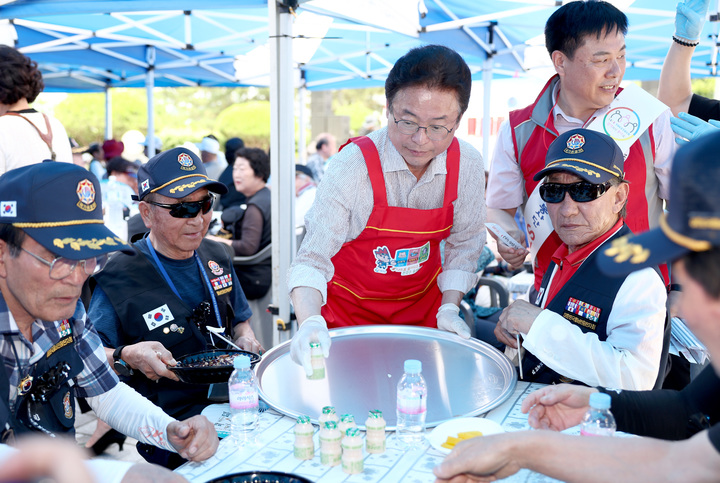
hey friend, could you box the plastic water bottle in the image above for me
[396,359,427,449]
[104,176,127,241]
[580,392,616,437]
[228,355,259,443]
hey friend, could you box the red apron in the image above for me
[321,135,460,328]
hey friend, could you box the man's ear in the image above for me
[138,202,153,230]
[0,240,9,279]
[551,50,566,76]
[613,182,630,214]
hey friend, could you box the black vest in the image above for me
[522,225,655,385]
[1,321,83,441]
[232,187,272,299]
[93,239,236,419]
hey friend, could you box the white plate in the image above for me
[428,418,505,454]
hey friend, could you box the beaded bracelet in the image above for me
[672,35,700,47]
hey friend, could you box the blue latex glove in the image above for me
[675,0,711,41]
[670,112,720,145]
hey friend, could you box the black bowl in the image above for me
[168,349,261,385]
[205,471,313,483]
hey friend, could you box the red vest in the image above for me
[321,136,459,328]
[508,75,666,288]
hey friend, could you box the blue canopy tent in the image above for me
[1,0,716,346]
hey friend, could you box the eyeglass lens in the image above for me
[394,119,452,140]
[539,182,610,204]
[50,254,109,279]
[168,197,214,218]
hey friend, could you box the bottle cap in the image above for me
[324,420,337,430]
[404,359,422,373]
[309,342,320,348]
[341,414,354,423]
[369,409,383,418]
[345,427,360,438]
[589,392,611,410]
[322,406,336,415]
[296,415,311,424]
[233,354,251,369]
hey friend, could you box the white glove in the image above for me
[290,315,332,377]
[436,303,471,339]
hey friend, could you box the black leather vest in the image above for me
[1,321,83,441]
[93,239,236,419]
[522,225,636,385]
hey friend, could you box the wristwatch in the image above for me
[113,345,134,377]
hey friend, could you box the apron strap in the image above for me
[343,136,388,207]
[442,137,461,206]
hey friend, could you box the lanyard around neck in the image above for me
[145,236,223,328]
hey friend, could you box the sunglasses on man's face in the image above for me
[145,194,214,218]
[539,181,612,204]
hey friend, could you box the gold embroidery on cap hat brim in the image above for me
[53,236,126,251]
[150,174,209,194]
[660,214,712,251]
[604,237,651,264]
[169,179,207,194]
[688,216,720,230]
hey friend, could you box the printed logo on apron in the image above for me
[372,242,430,276]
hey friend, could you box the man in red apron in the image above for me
[288,45,486,376]
[485,1,675,298]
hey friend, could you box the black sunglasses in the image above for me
[145,195,214,218]
[539,181,613,204]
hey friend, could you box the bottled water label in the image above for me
[397,390,426,415]
[229,384,259,410]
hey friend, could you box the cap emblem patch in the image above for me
[564,134,585,154]
[141,179,150,193]
[178,152,197,171]
[76,179,97,212]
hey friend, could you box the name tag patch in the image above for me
[143,304,175,331]
[565,297,600,323]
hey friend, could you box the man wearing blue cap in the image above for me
[434,130,720,483]
[493,128,667,390]
[0,162,218,479]
[88,147,261,468]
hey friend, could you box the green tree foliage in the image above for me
[333,87,385,135]
[214,100,271,150]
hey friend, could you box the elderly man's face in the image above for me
[0,236,88,327]
[546,172,627,253]
[140,188,213,260]
[387,85,460,180]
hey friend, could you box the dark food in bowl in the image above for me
[168,349,260,385]
[175,352,238,368]
[205,471,313,483]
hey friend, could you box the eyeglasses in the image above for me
[145,195,214,218]
[539,181,613,204]
[22,248,108,280]
[391,113,455,141]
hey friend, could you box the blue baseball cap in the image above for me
[0,162,134,259]
[136,147,228,201]
[599,131,720,275]
[533,129,625,184]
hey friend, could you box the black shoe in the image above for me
[90,428,126,455]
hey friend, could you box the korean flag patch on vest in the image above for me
[143,304,175,331]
